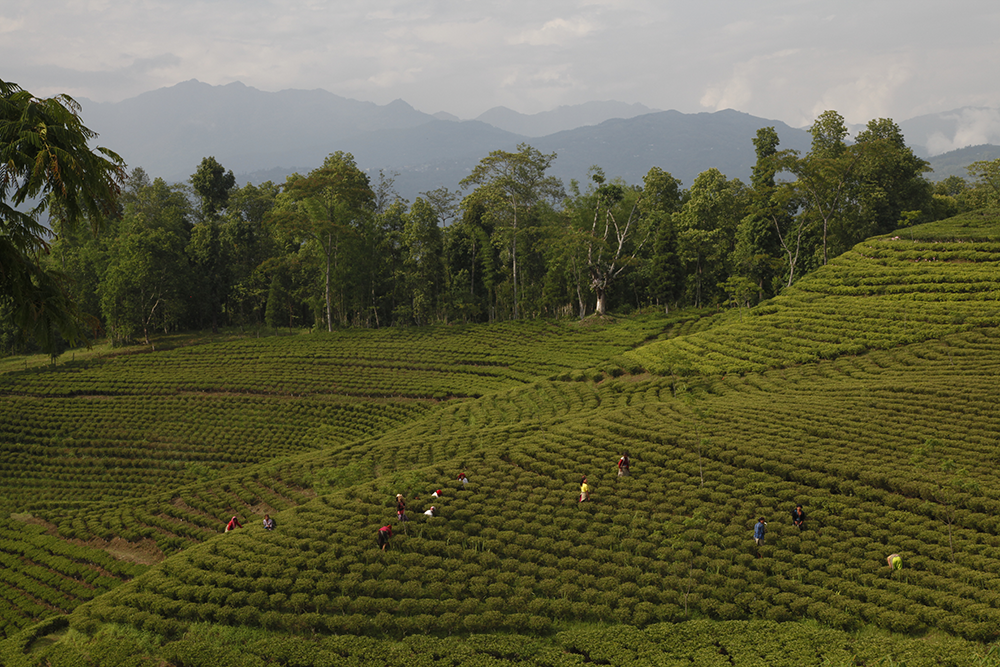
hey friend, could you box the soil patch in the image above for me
[21,515,60,534]
[84,537,164,566]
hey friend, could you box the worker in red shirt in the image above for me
[377,525,393,551]
[618,453,630,478]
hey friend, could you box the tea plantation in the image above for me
[3,212,1000,665]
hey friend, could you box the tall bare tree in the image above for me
[460,144,563,319]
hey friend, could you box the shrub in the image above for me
[245,590,268,609]
[234,605,259,627]
[373,611,397,636]
[260,610,285,630]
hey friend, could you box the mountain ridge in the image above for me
[474,100,659,136]
[76,80,1000,201]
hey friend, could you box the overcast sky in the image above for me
[4,1,999,129]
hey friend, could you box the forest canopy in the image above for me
[3,87,995,356]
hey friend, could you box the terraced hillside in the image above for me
[0,318,691,512]
[0,316,678,638]
[624,208,1000,376]
[4,212,1000,665]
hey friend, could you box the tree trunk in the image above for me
[511,219,519,319]
[470,238,476,296]
[324,231,333,332]
[695,257,703,308]
[595,288,606,316]
[211,286,219,335]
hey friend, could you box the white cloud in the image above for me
[367,67,425,88]
[807,55,914,125]
[500,63,576,91]
[0,16,25,33]
[512,17,598,46]
[700,50,800,116]
[926,108,1000,155]
[410,19,502,50]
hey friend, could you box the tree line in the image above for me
[4,81,999,355]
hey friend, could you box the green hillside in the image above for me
[4,212,1000,665]
[624,208,1000,376]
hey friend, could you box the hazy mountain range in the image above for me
[78,80,1000,202]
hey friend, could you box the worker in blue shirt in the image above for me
[753,517,767,556]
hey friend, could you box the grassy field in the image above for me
[3,212,1000,665]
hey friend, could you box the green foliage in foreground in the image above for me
[60,330,1000,644]
[2,618,996,667]
[0,315,677,634]
[6,213,1000,664]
